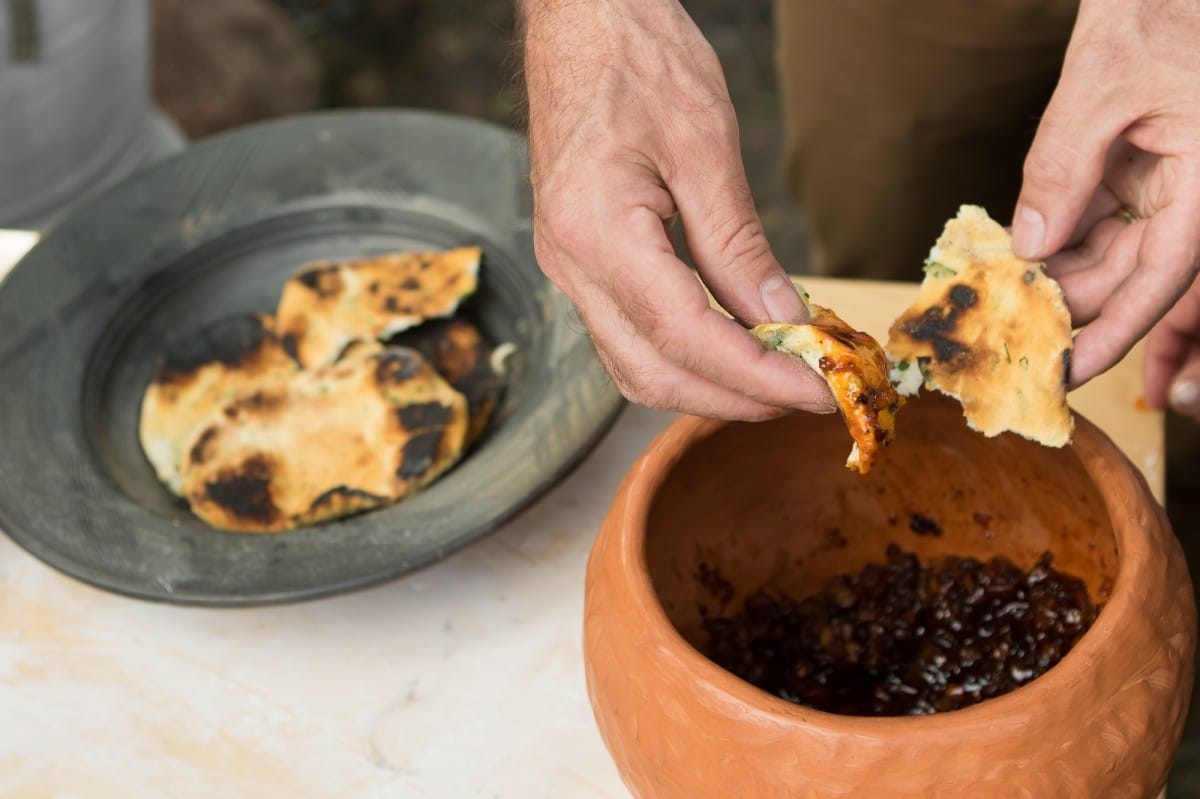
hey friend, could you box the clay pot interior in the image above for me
[645,392,1119,681]
[587,391,1193,797]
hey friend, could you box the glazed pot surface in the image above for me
[584,394,1196,798]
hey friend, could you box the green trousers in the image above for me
[774,0,1079,280]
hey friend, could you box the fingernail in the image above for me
[1012,205,1046,260]
[761,275,808,323]
[1169,378,1200,416]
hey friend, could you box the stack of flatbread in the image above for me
[139,246,509,533]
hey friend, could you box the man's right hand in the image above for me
[519,0,833,420]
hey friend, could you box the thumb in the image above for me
[671,149,810,326]
[1011,71,1127,260]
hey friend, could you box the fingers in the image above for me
[664,109,811,327]
[575,276,834,420]
[1146,321,1200,418]
[1144,272,1200,412]
[1068,199,1200,386]
[1045,217,1144,324]
[582,211,836,414]
[1059,184,1123,251]
[1011,56,1132,261]
[535,171,835,419]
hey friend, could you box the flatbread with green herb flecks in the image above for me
[886,205,1074,447]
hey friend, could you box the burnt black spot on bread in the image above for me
[380,294,416,315]
[401,277,421,291]
[373,348,424,385]
[391,318,502,443]
[188,425,218,466]
[933,336,968,363]
[281,332,300,363]
[899,306,970,366]
[227,389,283,415]
[296,264,343,298]
[949,284,978,308]
[157,315,274,384]
[200,454,281,525]
[397,430,444,480]
[903,307,955,340]
[397,402,453,431]
[308,485,387,514]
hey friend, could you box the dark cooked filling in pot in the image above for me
[698,544,1102,716]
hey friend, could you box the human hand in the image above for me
[1010,0,1200,389]
[519,0,833,420]
[1144,274,1200,419]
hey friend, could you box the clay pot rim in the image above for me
[616,407,1152,733]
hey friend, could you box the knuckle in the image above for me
[701,103,740,145]
[613,363,676,410]
[642,306,702,368]
[710,216,772,275]
[531,233,567,284]
[1023,142,1080,192]
[632,382,680,412]
[594,337,685,412]
[531,195,597,286]
[536,196,588,251]
[662,101,740,175]
[644,314,676,356]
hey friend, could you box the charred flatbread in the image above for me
[753,306,903,474]
[275,246,481,367]
[178,343,469,533]
[138,314,298,494]
[389,317,508,447]
[886,205,1074,447]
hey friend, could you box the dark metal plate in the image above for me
[0,109,623,605]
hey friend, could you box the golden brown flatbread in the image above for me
[178,343,469,533]
[389,317,508,447]
[753,306,903,474]
[138,314,298,494]
[886,205,1074,447]
[275,246,481,367]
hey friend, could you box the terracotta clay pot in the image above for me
[584,393,1196,798]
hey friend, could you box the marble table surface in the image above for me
[0,229,1166,797]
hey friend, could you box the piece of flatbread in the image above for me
[886,205,1074,447]
[389,317,509,448]
[753,306,903,474]
[178,342,469,533]
[275,246,481,367]
[139,314,299,495]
